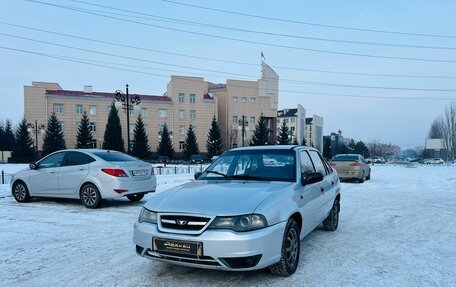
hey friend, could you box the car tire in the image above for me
[366,171,371,180]
[323,198,340,231]
[358,172,365,183]
[269,218,300,277]
[126,194,144,202]
[12,181,31,203]
[80,184,102,209]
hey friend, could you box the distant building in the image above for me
[424,138,447,158]
[277,104,306,144]
[323,130,345,158]
[305,115,324,152]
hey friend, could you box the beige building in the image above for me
[305,115,324,152]
[277,104,306,144]
[23,62,278,155]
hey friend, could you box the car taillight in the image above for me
[151,167,155,175]
[350,162,361,166]
[101,168,128,177]
[330,162,336,166]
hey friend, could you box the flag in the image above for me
[261,51,266,61]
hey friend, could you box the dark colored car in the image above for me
[158,156,169,164]
[190,154,204,164]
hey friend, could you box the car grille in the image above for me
[160,215,210,231]
[146,249,220,266]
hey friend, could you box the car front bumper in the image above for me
[133,220,286,271]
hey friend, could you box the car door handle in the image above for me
[49,171,56,174]
[331,181,335,185]
[320,187,325,192]
[78,168,85,171]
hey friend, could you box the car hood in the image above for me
[144,180,292,216]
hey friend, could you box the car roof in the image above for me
[231,145,318,152]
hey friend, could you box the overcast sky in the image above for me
[1,0,455,149]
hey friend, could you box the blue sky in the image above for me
[1,0,455,149]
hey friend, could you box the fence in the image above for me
[153,165,207,175]
[1,171,13,185]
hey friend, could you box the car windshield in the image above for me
[332,155,359,162]
[92,151,136,162]
[199,149,296,182]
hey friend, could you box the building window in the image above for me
[89,122,96,132]
[76,104,83,114]
[233,96,238,103]
[179,141,185,150]
[141,108,148,117]
[178,93,184,103]
[190,110,196,120]
[53,103,64,114]
[250,97,256,103]
[250,116,255,125]
[158,108,167,118]
[291,118,295,123]
[291,126,295,132]
[89,105,96,115]
[179,125,185,135]
[241,97,247,103]
[190,93,196,103]
[232,116,238,124]
[179,110,185,120]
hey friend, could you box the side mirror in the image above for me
[194,171,202,180]
[301,172,323,185]
[29,162,37,170]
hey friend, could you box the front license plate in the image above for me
[153,238,202,256]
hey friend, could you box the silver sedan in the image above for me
[133,146,341,276]
[11,149,156,208]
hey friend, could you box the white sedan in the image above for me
[11,149,156,208]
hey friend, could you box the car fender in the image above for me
[253,184,301,227]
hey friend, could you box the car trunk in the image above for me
[115,161,152,181]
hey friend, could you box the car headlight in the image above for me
[208,214,268,232]
[138,208,157,224]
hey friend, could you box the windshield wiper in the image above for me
[230,174,269,181]
[205,170,231,179]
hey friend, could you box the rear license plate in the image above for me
[132,169,147,176]
[153,238,202,256]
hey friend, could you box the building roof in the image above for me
[277,108,297,118]
[45,89,172,102]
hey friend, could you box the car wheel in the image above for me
[269,218,300,276]
[12,181,31,203]
[323,198,340,231]
[366,171,371,180]
[126,194,144,202]
[80,184,102,209]
[358,172,365,183]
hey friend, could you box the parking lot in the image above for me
[1,164,455,287]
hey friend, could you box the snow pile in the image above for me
[0,165,455,286]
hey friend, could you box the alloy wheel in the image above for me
[82,187,98,206]
[14,184,27,201]
[285,228,299,266]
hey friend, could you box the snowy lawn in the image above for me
[0,165,455,287]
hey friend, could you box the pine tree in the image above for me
[42,113,66,156]
[157,123,174,158]
[1,120,16,162]
[0,123,4,161]
[131,114,152,159]
[76,111,94,148]
[301,137,307,146]
[103,102,125,152]
[206,115,223,157]
[292,138,299,145]
[183,124,199,158]
[276,120,290,145]
[11,118,34,161]
[250,116,269,146]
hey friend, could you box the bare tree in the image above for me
[443,102,456,162]
[368,140,401,158]
[428,116,445,139]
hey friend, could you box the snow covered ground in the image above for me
[0,164,455,287]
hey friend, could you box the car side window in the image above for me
[319,153,332,174]
[308,151,327,176]
[38,152,66,169]
[62,151,95,166]
[300,151,315,175]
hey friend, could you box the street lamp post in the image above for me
[114,84,141,153]
[27,120,45,156]
[238,115,249,147]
